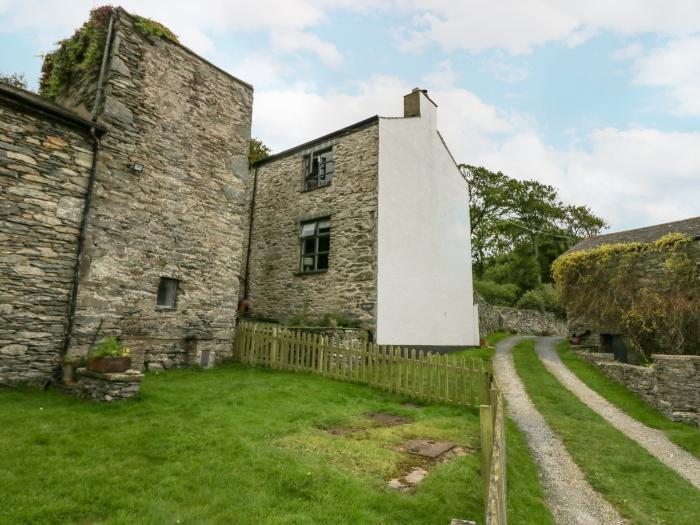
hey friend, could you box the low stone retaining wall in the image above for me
[479,304,567,338]
[576,351,700,426]
[72,368,144,402]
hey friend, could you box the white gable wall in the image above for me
[376,93,479,346]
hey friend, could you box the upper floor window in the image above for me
[303,148,334,191]
[299,218,330,272]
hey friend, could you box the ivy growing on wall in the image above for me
[553,233,699,358]
[39,6,179,100]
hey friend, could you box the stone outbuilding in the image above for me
[1,7,253,384]
[243,89,480,348]
[564,216,700,362]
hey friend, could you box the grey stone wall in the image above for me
[0,100,94,384]
[73,368,143,402]
[65,9,253,369]
[576,351,700,426]
[245,123,379,330]
[478,303,567,337]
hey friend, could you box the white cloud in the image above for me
[391,0,700,54]
[632,36,700,115]
[613,42,643,60]
[270,30,342,66]
[481,54,529,83]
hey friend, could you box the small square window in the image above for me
[156,278,178,308]
[299,218,330,273]
[303,148,334,191]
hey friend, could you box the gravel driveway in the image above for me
[535,336,700,491]
[493,337,624,525]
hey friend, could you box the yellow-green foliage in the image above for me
[553,233,698,357]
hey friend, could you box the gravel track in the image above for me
[493,337,624,525]
[535,336,700,491]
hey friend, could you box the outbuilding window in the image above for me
[303,148,334,190]
[299,218,330,272]
[156,277,179,308]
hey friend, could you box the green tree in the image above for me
[249,138,270,166]
[463,165,607,292]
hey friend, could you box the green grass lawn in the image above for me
[0,365,483,525]
[512,340,700,525]
[557,340,700,459]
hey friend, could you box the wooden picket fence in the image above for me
[234,320,494,407]
[233,320,507,523]
[481,388,507,525]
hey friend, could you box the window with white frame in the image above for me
[299,218,330,272]
[303,148,334,190]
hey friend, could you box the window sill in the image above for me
[155,305,177,311]
[302,182,332,193]
[295,269,328,276]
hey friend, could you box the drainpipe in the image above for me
[54,11,115,383]
[243,165,259,299]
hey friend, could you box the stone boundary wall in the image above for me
[576,351,700,426]
[478,303,567,338]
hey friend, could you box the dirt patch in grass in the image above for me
[387,440,471,491]
[367,412,413,427]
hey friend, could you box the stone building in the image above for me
[1,7,253,384]
[244,89,479,347]
[565,216,700,362]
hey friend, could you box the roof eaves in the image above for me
[253,115,379,167]
[0,83,107,135]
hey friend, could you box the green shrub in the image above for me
[474,279,520,306]
[89,336,130,358]
[318,311,361,328]
[516,285,565,316]
[516,289,546,311]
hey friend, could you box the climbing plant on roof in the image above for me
[39,6,179,100]
[553,233,699,358]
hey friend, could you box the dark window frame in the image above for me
[302,148,334,191]
[156,277,179,309]
[299,218,330,273]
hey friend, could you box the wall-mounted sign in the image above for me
[360,302,375,311]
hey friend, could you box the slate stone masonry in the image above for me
[245,123,379,331]
[478,303,567,338]
[0,87,98,384]
[577,350,700,426]
[64,9,253,370]
[1,7,254,384]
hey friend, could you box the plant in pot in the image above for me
[87,337,132,373]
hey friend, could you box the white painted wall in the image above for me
[376,92,479,346]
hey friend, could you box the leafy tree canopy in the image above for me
[461,164,607,312]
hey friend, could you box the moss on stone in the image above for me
[133,15,179,43]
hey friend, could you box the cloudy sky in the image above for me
[1,1,699,231]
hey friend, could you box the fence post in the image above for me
[480,403,493,503]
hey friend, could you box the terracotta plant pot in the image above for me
[570,337,581,346]
[479,338,487,346]
[87,356,132,373]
